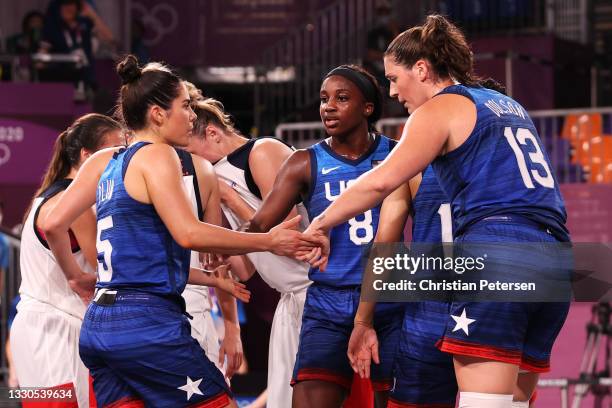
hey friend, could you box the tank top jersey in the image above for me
[19,179,94,319]
[176,149,211,309]
[213,137,311,294]
[411,165,453,243]
[432,85,569,241]
[95,142,190,295]
[305,134,396,286]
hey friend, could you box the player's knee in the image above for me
[458,392,513,408]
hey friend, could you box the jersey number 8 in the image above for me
[348,210,374,245]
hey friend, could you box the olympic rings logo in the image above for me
[131,2,179,46]
[0,144,11,167]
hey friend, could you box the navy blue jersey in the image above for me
[411,165,452,243]
[305,135,395,286]
[95,142,190,295]
[432,85,569,241]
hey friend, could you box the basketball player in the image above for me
[12,113,124,407]
[176,143,250,379]
[42,55,318,407]
[302,15,571,408]
[184,89,311,408]
[248,65,403,408]
[346,165,459,408]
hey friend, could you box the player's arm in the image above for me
[308,96,461,233]
[192,158,245,378]
[138,145,316,255]
[70,206,98,270]
[355,181,413,327]
[218,180,255,223]
[248,149,311,233]
[43,148,117,280]
[349,181,413,378]
[215,266,244,379]
[195,156,222,226]
[250,139,299,221]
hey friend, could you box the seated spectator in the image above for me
[38,0,113,89]
[6,11,45,55]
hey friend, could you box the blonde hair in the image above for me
[183,81,239,137]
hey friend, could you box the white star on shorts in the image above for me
[178,376,203,400]
[451,308,476,336]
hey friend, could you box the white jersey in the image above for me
[19,180,94,319]
[178,150,225,375]
[214,138,311,294]
[180,156,212,307]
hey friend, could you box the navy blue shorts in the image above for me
[438,219,570,372]
[79,291,231,407]
[388,302,457,407]
[291,283,402,391]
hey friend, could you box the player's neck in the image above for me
[227,133,248,153]
[329,128,374,160]
[131,129,166,145]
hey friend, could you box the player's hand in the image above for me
[268,215,320,257]
[297,219,330,271]
[219,323,243,379]
[214,265,251,303]
[347,321,379,379]
[68,272,97,304]
[200,252,228,271]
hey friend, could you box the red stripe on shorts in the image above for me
[437,337,522,365]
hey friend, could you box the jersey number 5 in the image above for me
[504,127,554,189]
[96,216,114,282]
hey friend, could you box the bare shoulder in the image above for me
[134,143,181,168]
[81,146,122,177]
[191,153,215,177]
[251,137,293,160]
[284,148,310,170]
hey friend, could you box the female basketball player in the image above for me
[12,113,124,408]
[184,87,311,408]
[179,81,248,381]
[42,55,317,408]
[303,15,570,408]
[347,165,458,407]
[247,64,403,408]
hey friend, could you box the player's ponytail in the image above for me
[385,14,502,91]
[37,130,72,197]
[35,114,122,197]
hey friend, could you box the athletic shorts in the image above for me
[437,218,570,373]
[389,302,457,407]
[291,283,402,391]
[79,290,231,408]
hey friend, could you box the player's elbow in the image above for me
[371,176,394,197]
[41,217,64,240]
[175,226,198,250]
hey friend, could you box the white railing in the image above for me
[275,107,612,184]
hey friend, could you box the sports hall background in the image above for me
[0,0,611,407]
